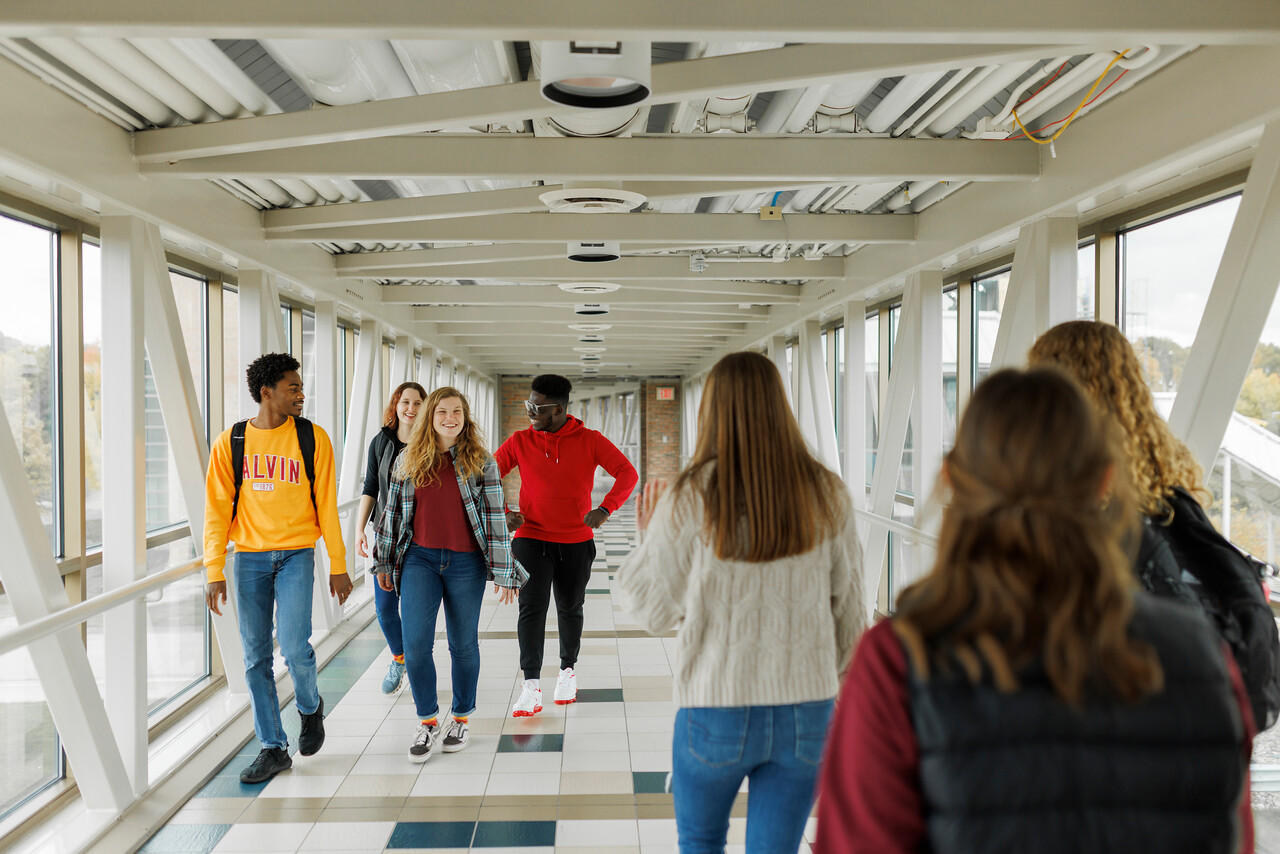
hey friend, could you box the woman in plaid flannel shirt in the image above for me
[374,386,528,763]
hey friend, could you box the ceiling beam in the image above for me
[264,181,837,232]
[443,330,731,342]
[332,244,723,270]
[276,212,915,245]
[4,1,1277,44]
[418,307,766,324]
[133,43,1075,161]
[343,256,844,281]
[379,284,800,306]
[140,137,1041,184]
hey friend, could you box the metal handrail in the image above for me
[854,508,940,547]
[0,498,361,659]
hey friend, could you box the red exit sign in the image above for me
[656,387,675,401]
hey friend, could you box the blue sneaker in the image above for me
[382,659,406,694]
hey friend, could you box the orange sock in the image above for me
[453,715,468,724]
[393,654,405,663]
[421,717,437,727]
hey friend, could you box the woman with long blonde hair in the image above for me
[374,386,527,763]
[617,351,866,854]
[815,367,1252,854]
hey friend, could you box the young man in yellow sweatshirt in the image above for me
[203,353,353,784]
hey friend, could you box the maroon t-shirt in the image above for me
[412,452,479,553]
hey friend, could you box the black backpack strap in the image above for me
[294,417,318,513]
[230,419,249,523]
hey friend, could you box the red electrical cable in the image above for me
[1017,60,1070,107]
[1000,68,1130,141]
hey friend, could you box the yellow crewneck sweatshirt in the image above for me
[203,417,347,583]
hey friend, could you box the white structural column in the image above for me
[989,214,1079,370]
[338,318,382,549]
[391,333,412,388]
[417,344,436,389]
[313,300,341,448]
[864,280,922,615]
[910,270,945,511]
[768,336,792,406]
[438,354,456,390]
[0,401,134,811]
[843,298,868,504]
[797,320,841,474]
[236,269,286,418]
[1170,120,1280,468]
[138,222,247,693]
[99,215,149,794]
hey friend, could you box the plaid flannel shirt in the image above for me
[373,453,528,594]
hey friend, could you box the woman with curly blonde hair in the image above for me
[1027,320,1206,518]
[374,386,527,763]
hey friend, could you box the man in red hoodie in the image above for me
[496,374,638,716]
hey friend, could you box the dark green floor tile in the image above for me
[138,823,231,853]
[472,820,557,847]
[633,771,669,794]
[497,733,564,753]
[585,588,610,594]
[193,776,266,798]
[386,821,476,848]
[578,688,625,703]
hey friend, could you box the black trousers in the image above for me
[512,537,597,680]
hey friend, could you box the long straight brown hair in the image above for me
[893,367,1162,704]
[674,351,843,562]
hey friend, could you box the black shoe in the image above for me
[299,696,325,756]
[239,747,292,784]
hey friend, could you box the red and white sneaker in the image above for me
[554,667,578,705]
[511,680,543,717]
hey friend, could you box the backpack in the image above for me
[230,417,317,523]
[1149,487,1280,732]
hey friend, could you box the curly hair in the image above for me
[531,374,572,407]
[246,353,301,404]
[395,386,488,487]
[894,367,1162,705]
[1027,321,1206,518]
[383,382,428,429]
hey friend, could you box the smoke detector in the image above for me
[540,185,647,214]
[567,241,622,262]
[574,346,608,354]
[573,304,610,316]
[569,323,612,332]
[558,282,621,295]
[540,41,651,109]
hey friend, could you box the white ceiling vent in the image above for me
[569,323,613,332]
[578,335,605,344]
[573,303,610,316]
[539,186,646,214]
[558,282,621,295]
[573,346,608,354]
[567,241,622,262]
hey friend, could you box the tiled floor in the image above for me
[142,500,819,853]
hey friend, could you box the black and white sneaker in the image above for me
[441,718,470,753]
[239,747,292,784]
[408,721,440,764]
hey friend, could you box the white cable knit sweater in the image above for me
[616,486,867,708]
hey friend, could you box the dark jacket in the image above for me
[362,427,404,526]
[907,594,1248,854]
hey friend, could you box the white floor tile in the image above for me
[556,819,641,847]
[484,771,561,796]
[258,774,346,799]
[638,819,679,846]
[212,822,314,852]
[299,821,395,851]
[561,751,630,772]
[408,772,489,797]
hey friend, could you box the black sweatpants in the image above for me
[513,537,597,680]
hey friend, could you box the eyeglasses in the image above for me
[524,400,557,417]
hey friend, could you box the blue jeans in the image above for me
[374,578,404,658]
[672,700,835,854]
[234,548,320,750]
[399,545,487,720]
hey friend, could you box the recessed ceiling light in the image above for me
[573,346,607,354]
[573,303,610,316]
[568,323,613,332]
[539,42,651,109]
[559,282,621,295]
[567,241,622,262]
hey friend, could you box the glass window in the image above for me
[1078,242,1097,320]
[1122,195,1241,391]
[887,305,912,494]
[834,325,845,475]
[279,304,292,353]
[973,268,1010,386]
[301,309,315,421]
[865,314,879,487]
[943,288,959,450]
[222,286,240,428]
[0,214,58,552]
[0,592,61,818]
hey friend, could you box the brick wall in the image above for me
[497,375,533,505]
[640,379,682,486]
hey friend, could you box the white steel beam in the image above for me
[381,284,800,306]
[798,319,841,474]
[439,354,456,390]
[313,300,341,455]
[338,318,379,511]
[139,137,1039,184]
[99,215,149,794]
[416,306,768,324]
[391,334,412,389]
[340,254,845,281]
[909,270,944,517]
[0,394,134,812]
[5,2,1277,44]
[1169,120,1280,469]
[134,43,1076,162]
[768,336,792,406]
[235,268,285,418]
[417,343,436,389]
[990,215,1079,369]
[843,298,868,503]
[266,182,838,233]
[279,212,915,246]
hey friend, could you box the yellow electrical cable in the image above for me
[1011,49,1130,145]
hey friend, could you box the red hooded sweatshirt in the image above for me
[494,415,638,543]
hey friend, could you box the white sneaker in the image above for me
[441,717,470,753]
[408,721,440,764]
[511,680,543,717]
[554,667,578,705]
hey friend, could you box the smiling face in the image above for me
[264,370,305,419]
[397,388,424,429]
[433,396,466,447]
[526,390,564,432]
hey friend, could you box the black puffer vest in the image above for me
[906,594,1247,854]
